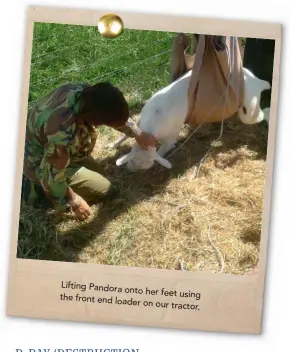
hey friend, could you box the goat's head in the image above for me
[116,144,172,172]
[238,68,271,125]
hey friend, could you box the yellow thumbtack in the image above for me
[97,14,124,39]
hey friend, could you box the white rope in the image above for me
[31,38,173,86]
[205,221,225,274]
[28,49,171,108]
[34,49,170,88]
[86,49,171,83]
[168,37,238,273]
[31,36,173,67]
[190,37,236,179]
[166,36,237,171]
[177,258,186,271]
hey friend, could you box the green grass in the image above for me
[29,23,177,109]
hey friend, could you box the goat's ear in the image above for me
[116,153,134,166]
[154,152,172,169]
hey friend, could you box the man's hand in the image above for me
[135,132,157,150]
[70,194,92,221]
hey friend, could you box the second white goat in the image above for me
[112,67,271,172]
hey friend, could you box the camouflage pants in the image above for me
[21,156,118,209]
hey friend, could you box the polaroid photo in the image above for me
[6,5,281,334]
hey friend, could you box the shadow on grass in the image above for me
[17,117,268,264]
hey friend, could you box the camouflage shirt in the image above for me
[23,83,140,212]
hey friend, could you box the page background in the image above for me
[0,0,289,350]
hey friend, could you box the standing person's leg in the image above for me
[243,38,275,108]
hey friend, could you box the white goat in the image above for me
[237,67,271,125]
[114,70,192,171]
[112,67,271,172]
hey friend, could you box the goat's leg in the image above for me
[106,134,129,150]
[157,140,176,157]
